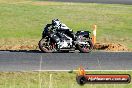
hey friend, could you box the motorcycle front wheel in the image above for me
[38,38,57,53]
[76,39,93,53]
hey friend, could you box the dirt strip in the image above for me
[0,42,129,51]
[94,43,128,51]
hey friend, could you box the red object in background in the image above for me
[85,74,131,83]
[78,67,86,76]
[76,67,131,85]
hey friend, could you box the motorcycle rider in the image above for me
[49,19,75,49]
[39,19,93,53]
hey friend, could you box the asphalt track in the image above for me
[0,51,132,72]
[48,0,132,4]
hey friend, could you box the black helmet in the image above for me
[52,19,60,26]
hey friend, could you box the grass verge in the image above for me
[0,71,131,88]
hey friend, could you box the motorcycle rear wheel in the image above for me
[76,39,93,53]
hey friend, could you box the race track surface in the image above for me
[0,51,132,72]
[48,0,132,4]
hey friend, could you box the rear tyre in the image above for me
[76,39,93,53]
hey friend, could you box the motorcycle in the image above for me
[38,19,93,53]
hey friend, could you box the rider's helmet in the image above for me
[52,19,61,29]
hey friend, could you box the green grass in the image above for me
[0,0,132,49]
[0,71,131,88]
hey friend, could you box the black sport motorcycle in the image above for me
[38,19,93,53]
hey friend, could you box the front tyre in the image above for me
[76,39,93,53]
[38,38,57,53]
